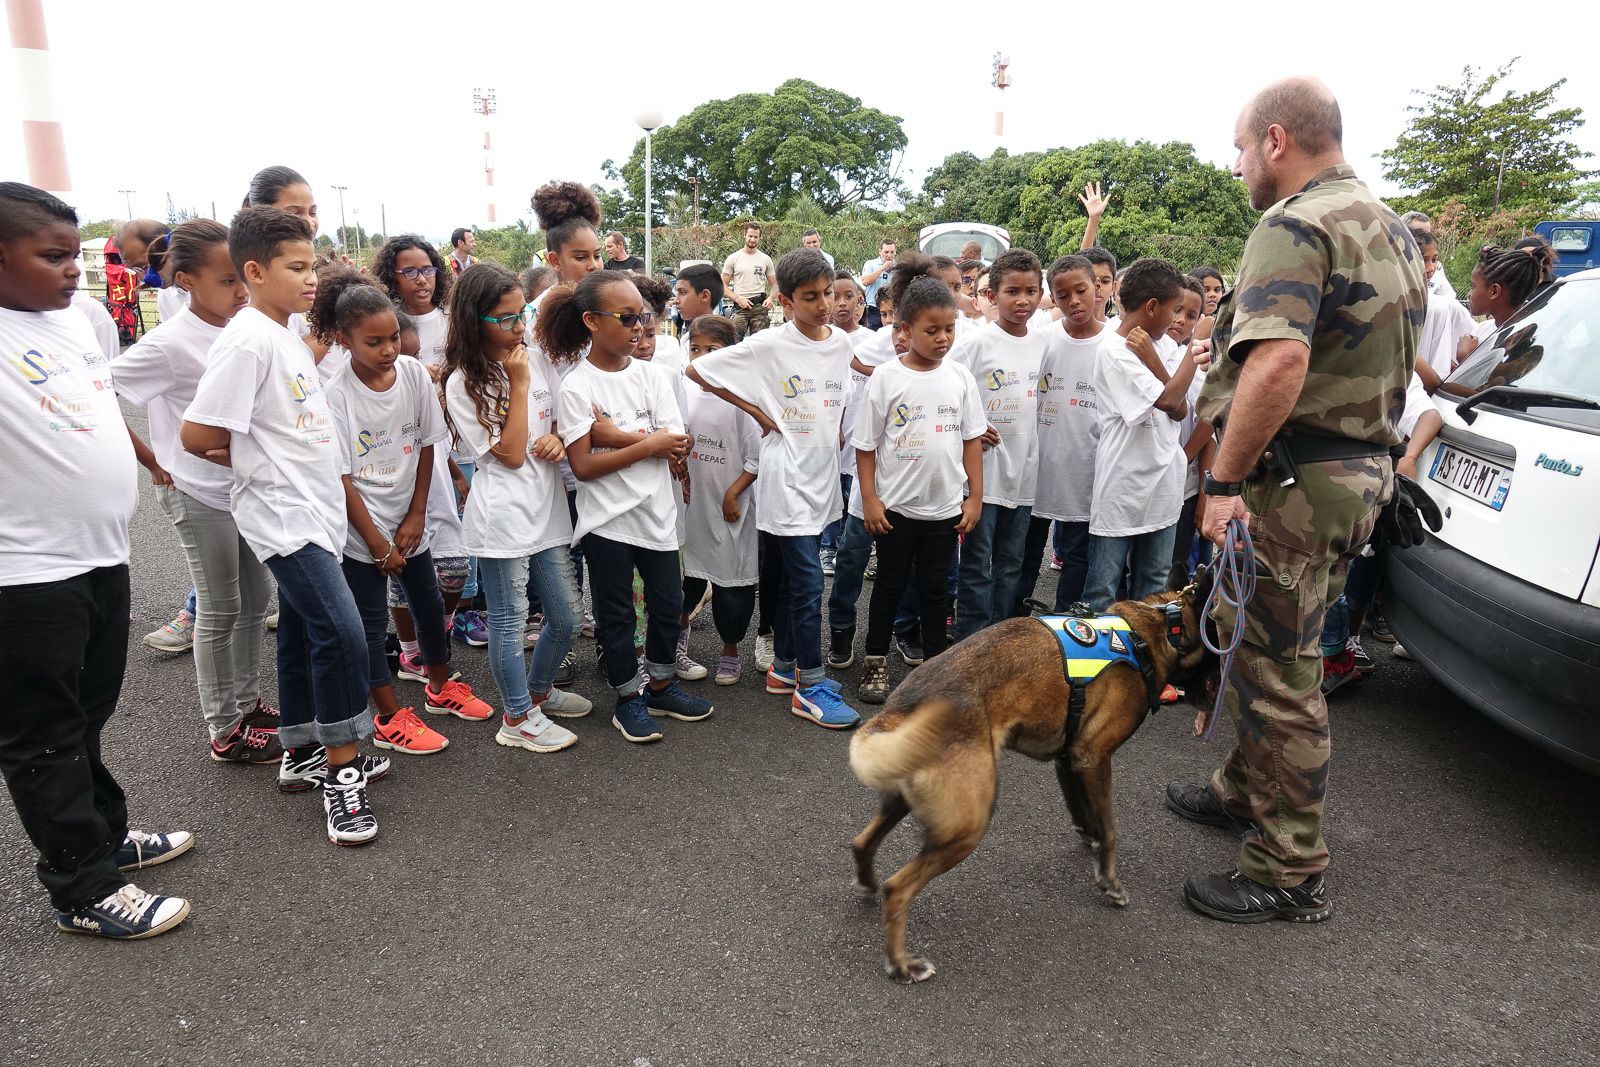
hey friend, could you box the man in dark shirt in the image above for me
[604,232,646,273]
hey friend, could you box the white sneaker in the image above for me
[495,711,577,753]
[675,626,708,681]
[1393,643,1414,661]
[540,688,593,719]
[143,610,194,653]
[754,634,775,671]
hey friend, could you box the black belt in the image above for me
[1252,433,1390,487]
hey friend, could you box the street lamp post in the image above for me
[118,188,135,219]
[635,110,663,275]
[331,184,348,253]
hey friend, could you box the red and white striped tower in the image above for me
[6,0,70,194]
[474,87,497,224]
[991,53,1010,142]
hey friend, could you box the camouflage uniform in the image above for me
[1196,164,1425,887]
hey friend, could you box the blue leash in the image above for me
[1199,516,1255,741]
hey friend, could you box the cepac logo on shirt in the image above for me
[985,369,1018,391]
[354,427,394,457]
[780,374,816,399]
[9,349,65,386]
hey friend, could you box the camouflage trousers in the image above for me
[1209,456,1392,887]
[730,301,772,337]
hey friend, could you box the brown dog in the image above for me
[847,566,1217,983]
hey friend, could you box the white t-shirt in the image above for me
[1431,269,1457,300]
[1179,364,1208,501]
[71,289,120,362]
[413,308,448,368]
[157,286,189,324]
[1089,329,1185,537]
[1417,293,1474,379]
[316,344,350,382]
[690,321,852,537]
[649,332,687,378]
[325,355,449,562]
[949,321,1047,507]
[0,307,138,585]
[445,354,572,559]
[184,306,346,562]
[1032,322,1108,523]
[838,326,876,476]
[112,307,233,511]
[1398,370,1435,440]
[556,355,683,551]
[682,388,761,586]
[850,357,985,521]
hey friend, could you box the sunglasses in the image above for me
[480,305,533,331]
[591,310,657,328]
[395,266,438,281]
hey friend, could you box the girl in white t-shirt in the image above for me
[311,268,493,758]
[821,273,869,573]
[113,220,282,763]
[441,264,591,755]
[542,271,714,744]
[852,260,987,704]
[676,315,761,685]
[373,235,451,369]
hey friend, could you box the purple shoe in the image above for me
[715,655,742,686]
[452,610,489,648]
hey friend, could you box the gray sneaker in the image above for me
[495,711,577,752]
[540,688,593,719]
[143,610,194,653]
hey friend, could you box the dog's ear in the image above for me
[1164,562,1190,594]
[1188,563,1214,605]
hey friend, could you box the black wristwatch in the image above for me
[1202,471,1244,497]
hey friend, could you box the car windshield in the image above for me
[923,231,1007,261]
[1444,277,1600,427]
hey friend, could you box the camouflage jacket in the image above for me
[1197,164,1426,447]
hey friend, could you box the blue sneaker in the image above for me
[612,694,664,743]
[766,664,797,695]
[792,679,861,730]
[452,610,489,648]
[646,681,714,722]
[115,829,195,872]
[56,883,191,940]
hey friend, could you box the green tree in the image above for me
[1014,140,1256,267]
[605,79,907,226]
[1380,59,1593,215]
[78,219,118,241]
[914,149,1046,229]
[472,219,543,272]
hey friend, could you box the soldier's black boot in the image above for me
[1164,781,1259,838]
[1183,869,1332,924]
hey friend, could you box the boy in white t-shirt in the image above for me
[1021,255,1108,613]
[183,208,388,847]
[1083,258,1196,611]
[0,183,194,939]
[950,249,1047,641]
[687,249,862,729]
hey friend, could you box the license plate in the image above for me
[1428,444,1512,510]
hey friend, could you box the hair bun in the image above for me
[531,181,601,231]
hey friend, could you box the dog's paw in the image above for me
[851,877,879,898]
[886,956,937,984]
[1101,883,1130,908]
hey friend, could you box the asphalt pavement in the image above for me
[3,406,1599,1066]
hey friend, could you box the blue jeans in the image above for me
[1017,517,1090,615]
[526,489,585,617]
[821,473,851,552]
[955,502,1031,641]
[1083,525,1177,612]
[1319,540,1385,655]
[342,551,449,689]
[761,532,825,685]
[827,513,918,636]
[479,548,581,716]
[263,544,374,750]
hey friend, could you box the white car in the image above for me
[918,223,1010,262]
[1387,269,1600,773]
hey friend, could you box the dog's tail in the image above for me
[849,699,962,793]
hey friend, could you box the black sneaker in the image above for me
[240,700,280,733]
[210,721,283,764]
[645,681,714,722]
[1164,781,1259,838]
[1183,868,1332,924]
[1365,609,1395,643]
[115,830,196,872]
[323,764,378,846]
[827,627,856,670]
[893,633,924,667]
[1346,636,1375,673]
[55,883,191,940]
[554,650,576,687]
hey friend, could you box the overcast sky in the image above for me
[3,0,1595,244]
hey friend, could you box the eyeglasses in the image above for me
[591,310,656,328]
[395,266,438,281]
[480,305,532,331]
[961,277,978,289]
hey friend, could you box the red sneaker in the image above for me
[373,707,450,755]
[425,679,493,721]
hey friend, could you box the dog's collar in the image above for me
[1161,600,1185,651]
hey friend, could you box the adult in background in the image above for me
[1169,77,1424,924]
[800,229,834,268]
[604,231,646,273]
[860,237,897,330]
[721,222,777,336]
[448,228,476,275]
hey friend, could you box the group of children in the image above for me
[3,158,1532,940]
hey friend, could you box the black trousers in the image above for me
[681,576,757,646]
[584,535,680,696]
[0,565,131,911]
[866,512,958,658]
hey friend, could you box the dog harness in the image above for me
[1039,613,1168,747]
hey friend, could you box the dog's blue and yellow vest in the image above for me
[1039,614,1144,685]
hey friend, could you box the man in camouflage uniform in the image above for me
[1165,77,1425,923]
